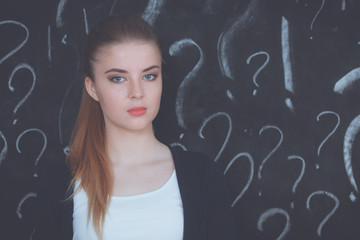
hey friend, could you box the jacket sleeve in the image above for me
[206,161,238,240]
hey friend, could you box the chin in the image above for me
[123,121,154,132]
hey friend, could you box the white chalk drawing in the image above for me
[109,0,118,15]
[316,111,340,160]
[16,128,47,177]
[169,142,187,151]
[58,41,80,144]
[0,20,29,65]
[8,63,36,124]
[224,152,254,207]
[285,98,295,113]
[287,155,305,208]
[56,0,69,28]
[0,131,8,166]
[343,114,360,201]
[17,192,37,219]
[61,34,67,45]
[333,67,360,94]
[1,2,359,238]
[142,0,166,25]
[63,146,69,155]
[83,8,89,34]
[258,125,283,180]
[281,16,296,113]
[217,0,258,79]
[169,38,204,129]
[48,25,52,63]
[309,0,325,39]
[246,51,270,96]
[29,229,35,240]
[203,0,219,14]
[199,112,232,162]
[342,0,346,11]
[281,16,294,93]
[306,190,340,237]
[226,89,235,101]
[257,208,291,240]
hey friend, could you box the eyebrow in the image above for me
[104,65,160,74]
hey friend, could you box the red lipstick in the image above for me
[127,106,146,116]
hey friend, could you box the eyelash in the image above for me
[143,73,158,81]
[110,76,125,83]
[109,73,158,83]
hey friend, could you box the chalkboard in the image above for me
[1,0,360,239]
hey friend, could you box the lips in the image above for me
[127,106,147,116]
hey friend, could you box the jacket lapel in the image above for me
[170,147,205,240]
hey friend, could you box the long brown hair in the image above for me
[67,13,160,238]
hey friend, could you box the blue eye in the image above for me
[110,76,125,83]
[143,74,157,81]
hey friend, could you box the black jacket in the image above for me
[33,148,238,240]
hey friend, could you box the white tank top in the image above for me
[72,170,184,240]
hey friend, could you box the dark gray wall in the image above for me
[1,0,360,239]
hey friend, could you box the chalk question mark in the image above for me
[316,111,340,169]
[199,112,232,162]
[287,155,305,208]
[258,125,283,180]
[8,63,36,125]
[217,0,258,80]
[142,0,166,25]
[306,190,339,237]
[257,125,283,196]
[217,0,258,100]
[0,20,29,64]
[309,0,325,39]
[0,131,8,165]
[16,128,47,177]
[17,192,37,219]
[343,114,360,201]
[58,38,80,144]
[169,38,204,129]
[246,51,270,96]
[257,208,291,240]
[224,152,254,207]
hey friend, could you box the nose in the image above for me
[129,79,144,99]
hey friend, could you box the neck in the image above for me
[105,126,161,167]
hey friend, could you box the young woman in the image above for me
[34,13,237,240]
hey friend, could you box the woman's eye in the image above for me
[143,74,157,81]
[110,76,125,83]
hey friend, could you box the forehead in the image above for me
[94,41,161,68]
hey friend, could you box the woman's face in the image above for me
[85,41,162,133]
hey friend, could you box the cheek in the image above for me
[97,88,126,111]
[152,84,162,103]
